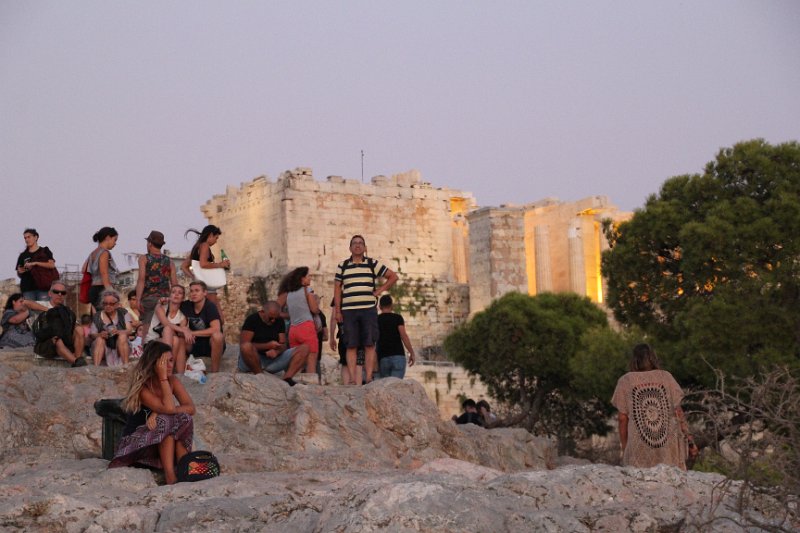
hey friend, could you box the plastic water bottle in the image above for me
[185,369,207,384]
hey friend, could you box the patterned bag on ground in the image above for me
[177,450,220,482]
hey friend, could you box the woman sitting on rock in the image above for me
[89,290,133,366]
[144,285,188,372]
[0,293,35,348]
[109,341,195,484]
[611,343,698,470]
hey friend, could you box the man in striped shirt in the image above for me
[333,235,398,384]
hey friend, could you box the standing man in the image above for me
[135,230,177,338]
[178,281,224,373]
[333,235,398,384]
[377,294,415,378]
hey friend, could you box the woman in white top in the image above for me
[146,285,189,372]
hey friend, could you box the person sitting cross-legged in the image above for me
[238,301,309,386]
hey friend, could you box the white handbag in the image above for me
[191,260,227,290]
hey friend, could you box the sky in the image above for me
[2,1,799,277]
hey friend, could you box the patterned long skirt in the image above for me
[108,413,193,470]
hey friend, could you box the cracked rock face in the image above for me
[0,349,788,531]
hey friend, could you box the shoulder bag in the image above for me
[191,260,227,290]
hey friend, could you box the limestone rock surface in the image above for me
[0,348,790,532]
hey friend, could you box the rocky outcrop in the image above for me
[0,348,790,532]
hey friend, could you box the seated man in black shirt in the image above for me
[30,281,86,367]
[177,281,225,372]
[238,301,309,386]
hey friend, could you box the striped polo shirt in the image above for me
[335,256,388,310]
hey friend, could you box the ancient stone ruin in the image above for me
[200,168,631,351]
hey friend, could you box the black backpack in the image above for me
[32,306,75,343]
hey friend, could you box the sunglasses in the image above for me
[51,290,67,295]
[102,301,118,306]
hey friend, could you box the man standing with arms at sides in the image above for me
[334,235,398,385]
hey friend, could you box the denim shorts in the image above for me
[342,307,378,348]
[379,355,407,379]
[237,346,297,374]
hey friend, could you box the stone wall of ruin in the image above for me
[467,196,631,314]
[199,168,477,350]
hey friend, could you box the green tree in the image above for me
[444,292,615,449]
[602,139,800,387]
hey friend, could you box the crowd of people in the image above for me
[1,229,697,481]
[1,229,422,482]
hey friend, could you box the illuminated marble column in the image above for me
[534,225,552,293]
[568,221,586,296]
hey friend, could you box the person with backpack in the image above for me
[333,235,398,385]
[30,280,86,366]
[15,228,59,302]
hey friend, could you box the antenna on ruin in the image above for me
[361,150,365,182]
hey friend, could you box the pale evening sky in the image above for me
[1,1,799,277]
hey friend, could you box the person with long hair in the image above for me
[16,228,57,302]
[611,343,699,470]
[85,227,119,312]
[109,341,194,485]
[145,285,189,372]
[181,225,229,325]
[0,293,35,348]
[277,267,320,375]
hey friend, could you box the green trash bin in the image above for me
[93,398,126,460]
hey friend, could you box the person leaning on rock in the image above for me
[28,280,86,367]
[333,235,398,385]
[237,301,309,386]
